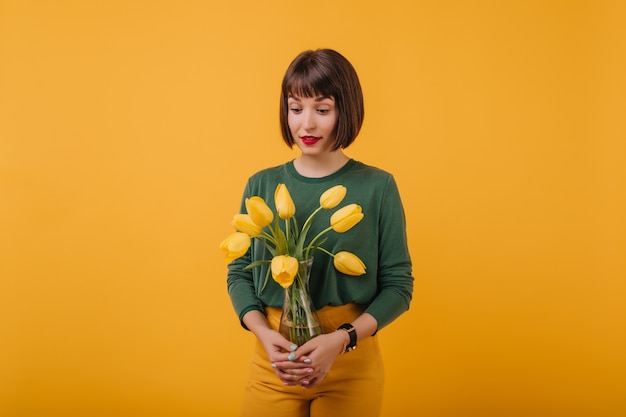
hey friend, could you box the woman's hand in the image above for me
[254,327,314,386]
[243,310,377,388]
[284,330,348,388]
[242,310,313,386]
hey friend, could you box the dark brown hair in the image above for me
[279,49,364,150]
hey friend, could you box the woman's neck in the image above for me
[293,151,350,178]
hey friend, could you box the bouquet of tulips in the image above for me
[220,183,366,283]
[220,183,366,344]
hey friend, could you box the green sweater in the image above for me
[226,159,413,331]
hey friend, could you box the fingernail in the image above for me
[289,344,297,351]
[271,363,277,368]
[288,353,296,361]
[304,358,312,364]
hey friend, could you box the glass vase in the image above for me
[279,258,322,346]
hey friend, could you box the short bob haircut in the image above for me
[279,49,364,150]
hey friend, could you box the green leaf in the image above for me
[244,260,271,270]
[259,264,272,294]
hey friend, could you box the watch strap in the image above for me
[337,323,357,353]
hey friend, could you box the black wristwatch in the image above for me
[337,323,357,353]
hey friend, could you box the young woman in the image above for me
[226,49,413,417]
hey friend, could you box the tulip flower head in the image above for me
[245,196,274,227]
[274,183,296,219]
[231,213,262,236]
[271,255,299,288]
[220,232,251,262]
[333,251,366,276]
[319,185,347,209]
[330,204,364,233]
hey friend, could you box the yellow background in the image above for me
[1,1,624,416]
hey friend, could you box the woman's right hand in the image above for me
[242,310,312,386]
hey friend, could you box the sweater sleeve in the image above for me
[225,180,265,329]
[364,175,414,330]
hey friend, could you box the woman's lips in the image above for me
[301,136,321,145]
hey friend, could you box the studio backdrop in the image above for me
[1,1,624,416]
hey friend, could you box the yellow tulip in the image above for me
[231,214,262,236]
[219,232,251,262]
[274,183,295,219]
[333,251,366,276]
[330,204,364,233]
[320,185,347,209]
[271,255,299,288]
[245,196,274,227]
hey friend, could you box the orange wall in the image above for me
[1,1,624,416]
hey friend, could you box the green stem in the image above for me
[257,231,276,246]
[295,206,323,258]
[284,217,290,249]
[303,226,332,259]
[315,246,335,258]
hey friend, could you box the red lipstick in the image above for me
[301,136,321,146]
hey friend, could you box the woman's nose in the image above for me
[303,110,315,129]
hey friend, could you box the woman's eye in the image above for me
[290,107,302,114]
[317,108,329,114]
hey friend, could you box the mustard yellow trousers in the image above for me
[239,304,384,417]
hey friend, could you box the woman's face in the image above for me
[287,94,338,157]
